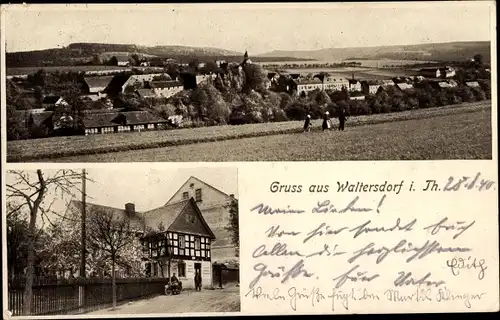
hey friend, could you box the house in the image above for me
[68,198,215,287]
[121,74,167,93]
[323,77,349,92]
[430,80,458,90]
[14,110,54,138]
[164,176,238,262]
[295,78,323,95]
[41,96,68,109]
[418,66,455,79]
[149,81,184,98]
[135,88,156,99]
[465,81,480,88]
[381,79,395,86]
[361,80,383,95]
[349,92,366,100]
[114,55,132,67]
[396,83,414,91]
[348,79,362,92]
[141,198,216,287]
[84,76,113,97]
[82,110,169,135]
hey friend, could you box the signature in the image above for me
[446,256,487,280]
[436,287,487,308]
[348,239,472,264]
[249,260,315,289]
[423,217,475,239]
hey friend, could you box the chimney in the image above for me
[125,203,135,216]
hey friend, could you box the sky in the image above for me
[3,2,494,54]
[5,167,238,227]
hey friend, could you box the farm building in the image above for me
[323,77,349,91]
[381,79,395,86]
[349,92,366,100]
[83,76,114,97]
[82,110,169,135]
[112,55,132,67]
[121,73,168,93]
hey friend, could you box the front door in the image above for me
[194,263,202,287]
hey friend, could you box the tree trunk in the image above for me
[22,209,37,315]
[112,254,117,309]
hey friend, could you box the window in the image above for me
[195,188,202,202]
[178,262,186,277]
[179,236,185,249]
[182,192,189,199]
[195,237,201,250]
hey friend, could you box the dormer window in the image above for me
[195,188,202,202]
[182,192,189,199]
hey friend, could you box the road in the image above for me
[85,284,240,315]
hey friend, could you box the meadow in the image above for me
[6,65,131,76]
[8,100,491,162]
[51,108,492,162]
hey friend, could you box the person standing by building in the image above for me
[338,108,347,131]
[194,270,202,291]
[322,111,331,131]
[303,114,311,132]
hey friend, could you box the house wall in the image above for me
[156,259,212,289]
[154,86,184,98]
[167,177,237,262]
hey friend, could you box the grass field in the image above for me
[6,66,132,76]
[18,101,492,162]
[7,101,491,162]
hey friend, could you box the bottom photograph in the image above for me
[5,166,240,316]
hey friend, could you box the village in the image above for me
[6,50,491,141]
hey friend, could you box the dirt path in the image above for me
[85,285,240,315]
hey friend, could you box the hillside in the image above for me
[6,43,308,68]
[258,41,491,62]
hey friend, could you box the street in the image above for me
[85,284,240,315]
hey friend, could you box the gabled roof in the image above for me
[143,198,216,238]
[84,76,114,89]
[296,78,322,85]
[114,55,131,62]
[396,83,413,90]
[82,110,167,128]
[150,80,183,89]
[42,96,61,104]
[69,200,145,232]
[164,176,234,206]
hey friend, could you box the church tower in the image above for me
[241,50,252,66]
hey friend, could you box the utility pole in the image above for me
[78,169,87,308]
[80,168,87,278]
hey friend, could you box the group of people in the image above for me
[303,108,347,132]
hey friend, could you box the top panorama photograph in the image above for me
[4,2,495,163]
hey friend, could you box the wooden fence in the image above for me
[8,277,168,316]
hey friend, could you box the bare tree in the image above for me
[86,208,140,309]
[6,169,86,315]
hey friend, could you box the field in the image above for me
[7,101,491,163]
[282,67,416,79]
[52,108,492,162]
[7,65,132,76]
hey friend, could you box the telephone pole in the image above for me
[78,169,87,309]
[80,168,87,278]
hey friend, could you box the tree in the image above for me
[6,169,85,315]
[225,197,239,257]
[87,207,144,309]
[6,204,30,279]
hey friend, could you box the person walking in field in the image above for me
[338,108,347,131]
[322,111,331,131]
[303,114,311,132]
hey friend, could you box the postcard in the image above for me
[1,1,498,318]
